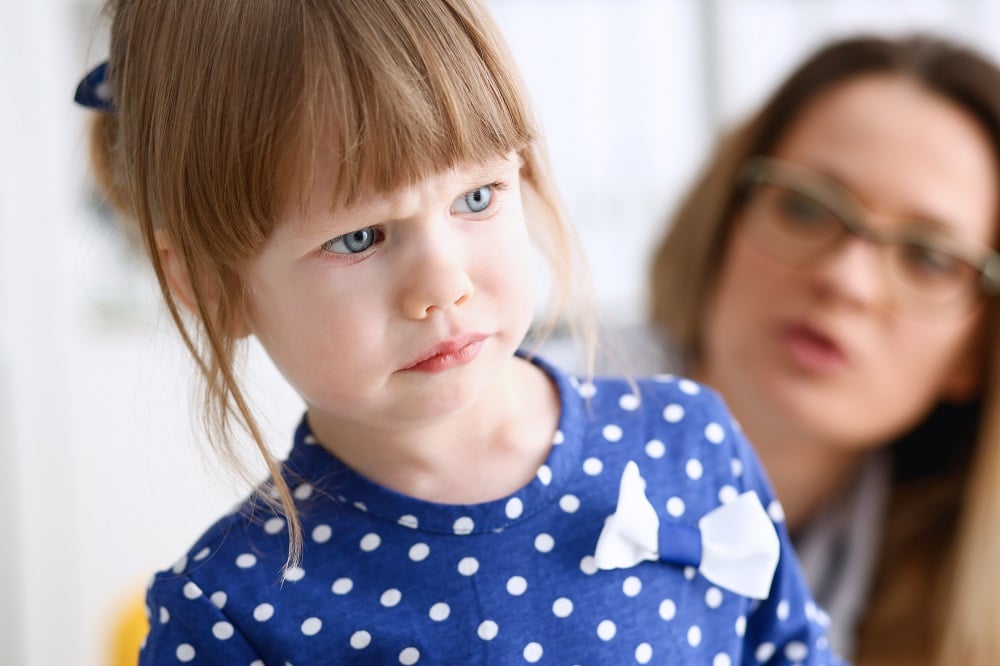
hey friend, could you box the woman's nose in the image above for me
[399,234,475,320]
[809,235,891,310]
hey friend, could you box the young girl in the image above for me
[78,1,839,663]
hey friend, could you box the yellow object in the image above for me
[108,589,149,666]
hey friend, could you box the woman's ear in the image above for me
[154,229,251,338]
[941,326,985,403]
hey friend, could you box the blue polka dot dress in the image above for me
[140,356,845,665]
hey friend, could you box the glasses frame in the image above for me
[738,156,1000,303]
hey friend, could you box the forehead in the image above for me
[772,75,1000,245]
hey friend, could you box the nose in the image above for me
[809,236,891,310]
[399,233,474,320]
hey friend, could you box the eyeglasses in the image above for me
[737,156,1000,319]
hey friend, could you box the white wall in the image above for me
[5,1,1000,664]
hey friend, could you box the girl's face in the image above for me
[700,75,998,451]
[242,150,538,442]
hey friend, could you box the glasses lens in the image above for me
[887,241,979,312]
[744,182,845,265]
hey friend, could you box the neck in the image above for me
[308,356,559,504]
[750,430,870,534]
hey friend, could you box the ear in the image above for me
[154,229,251,338]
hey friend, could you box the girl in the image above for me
[650,35,1000,665]
[78,1,838,663]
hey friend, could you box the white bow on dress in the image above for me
[593,461,780,600]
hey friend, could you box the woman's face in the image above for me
[700,74,998,451]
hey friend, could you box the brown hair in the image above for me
[87,0,590,566]
[650,35,1000,665]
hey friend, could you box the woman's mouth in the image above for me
[779,323,849,374]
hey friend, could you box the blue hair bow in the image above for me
[74,61,114,112]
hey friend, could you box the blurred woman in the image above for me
[650,34,1000,666]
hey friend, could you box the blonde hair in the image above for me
[87,0,590,566]
[651,35,1000,666]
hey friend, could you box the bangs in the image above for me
[289,0,537,209]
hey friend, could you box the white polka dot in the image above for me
[453,517,475,535]
[705,587,723,609]
[159,607,169,624]
[767,500,785,523]
[182,582,202,600]
[659,599,676,620]
[583,457,604,475]
[523,642,543,662]
[399,647,420,665]
[283,566,305,582]
[679,379,700,395]
[304,434,317,445]
[264,517,286,534]
[619,393,640,411]
[409,543,430,562]
[506,498,524,519]
[312,524,332,542]
[553,430,564,445]
[684,566,696,580]
[718,485,739,505]
[534,533,554,553]
[623,576,642,597]
[755,642,776,662]
[687,625,702,647]
[686,459,703,480]
[212,621,234,640]
[713,653,732,666]
[705,422,725,444]
[578,382,597,398]
[172,556,187,574]
[458,557,479,576]
[552,597,573,617]
[597,619,616,640]
[253,603,274,622]
[210,592,226,609]
[602,424,623,442]
[429,602,450,621]
[381,589,402,607]
[777,599,790,621]
[350,630,371,649]
[666,497,685,517]
[735,615,746,636]
[176,643,195,662]
[397,514,419,529]
[478,620,499,640]
[332,577,354,594]
[537,465,553,485]
[785,641,809,661]
[301,617,322,636]
[360,533,381,551]
[293,484,313,501]
[507,576,528,595]
[645,439,665,458]
[731,458,744,477]
[559,495,580,513]
[353,501,368,512]
[250,661,263,666]
[635,643,653,664]
[580,556,598,575]
[236,553,257,569]
[193,547,211,561]
[663,404,685,423]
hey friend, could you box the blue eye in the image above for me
[453,186,493,214]
[322,227,381,255]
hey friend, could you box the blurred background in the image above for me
[5,1,1000,664]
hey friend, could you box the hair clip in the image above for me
[74,61,115,112]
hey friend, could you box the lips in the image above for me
[779,323,849,373]
[401,334,488,373]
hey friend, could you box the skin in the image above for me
[699,75,998,531]
[163,149,560,505]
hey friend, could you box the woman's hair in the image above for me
[650,35,1000,665]
[87,0,590,565]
